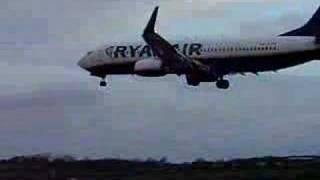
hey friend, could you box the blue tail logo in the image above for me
[280,6,320,36]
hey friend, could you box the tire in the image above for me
[216,80,229,89]
[186,75,200,86]
[100,81,107,87]
[187,79,200,86]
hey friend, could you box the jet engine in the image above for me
[134,58,166,77]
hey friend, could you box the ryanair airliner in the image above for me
[78,6,320,89]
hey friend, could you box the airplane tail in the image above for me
[280,6,320,36]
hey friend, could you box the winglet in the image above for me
[144,6,159,34]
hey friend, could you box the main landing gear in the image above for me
[216,78,230,89]
[99,76,107,87]
[100,80,107,87]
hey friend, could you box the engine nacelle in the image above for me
[134,58,166,77]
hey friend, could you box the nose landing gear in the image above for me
[99,75,107,87]
[100,80,107,87]
[216,77,230,89]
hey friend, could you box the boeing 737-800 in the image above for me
[78,6,320,89]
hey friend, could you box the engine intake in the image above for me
[134,58,166,77]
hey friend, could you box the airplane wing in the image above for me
[142,7,211,75]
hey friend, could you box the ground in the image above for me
[0,155,320,179]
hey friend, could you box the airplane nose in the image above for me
[78,55,90,70]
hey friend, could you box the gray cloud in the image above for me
[0,75,319,162]
[1,0,319,68]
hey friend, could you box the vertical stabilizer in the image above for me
[280,6,320,36]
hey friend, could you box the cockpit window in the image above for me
[87,51,94,55]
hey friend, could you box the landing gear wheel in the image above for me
[189,81,200,86]
[216,80,230,89]
[100,80,107,87]
[186,75,200,86]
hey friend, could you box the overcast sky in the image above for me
[0,0,320,162]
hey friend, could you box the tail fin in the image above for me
[280,6,320,36]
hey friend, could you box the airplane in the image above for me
[78,6,320,89]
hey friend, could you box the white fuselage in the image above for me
[81,36,319,65]
[78,36,320,76]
